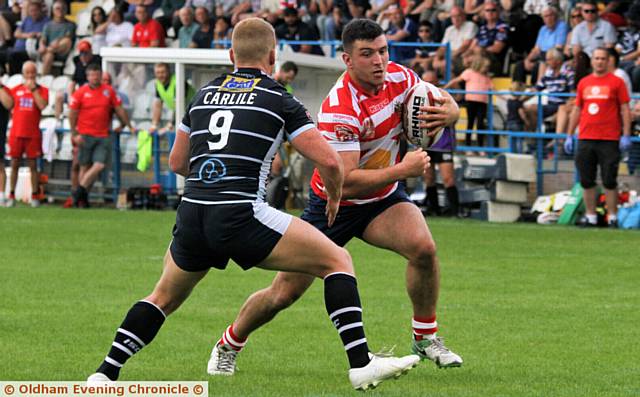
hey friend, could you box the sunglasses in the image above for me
[485,8,498,12]
[582,9,597,13]
[571,14,582,18]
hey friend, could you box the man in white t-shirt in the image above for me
[105,7,134,47]
[433,6,477,75]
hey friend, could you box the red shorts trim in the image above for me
[9,135,42,159]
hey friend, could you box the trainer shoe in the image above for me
[6,197,15,207]
[348,353,420,391]
[412,337,463,368]
[86,373,114,385]
[31,199,41,208]
[207,342,238,376]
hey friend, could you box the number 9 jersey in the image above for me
[179,68,315,205]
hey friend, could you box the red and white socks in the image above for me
[412,315,437,341]
[218,324,247,352]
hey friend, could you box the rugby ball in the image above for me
[403,81,445,149]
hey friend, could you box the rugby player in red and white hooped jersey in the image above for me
[208,18,463,374]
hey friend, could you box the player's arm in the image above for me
[340,148,429,199]
[169,128,190,177]
[0,86,13,109]
[290,128,344,225]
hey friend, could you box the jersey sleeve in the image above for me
[281,91,315,141]
[69,88,82,110]
[618,77,631,104]
[39,86,49,104]
[110,87,123,107]
[575,80,584,108]
[316,100,362,152]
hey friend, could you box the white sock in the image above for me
[0,192,4,200]
[586,214,597,224]
[608,215,617,223]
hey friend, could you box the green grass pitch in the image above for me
[1,207,639,396]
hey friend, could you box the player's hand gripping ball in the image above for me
[403,81,446,149]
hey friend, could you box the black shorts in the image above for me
[575,139,620,190]
[170,201,292,272]
[426,150,454,164]
[0,107,7,158]
[301,187,413,247]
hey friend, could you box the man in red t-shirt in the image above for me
[69,64,134,207]
[131,6,166,48]
[565,47,632,227]
[0,61,48,207]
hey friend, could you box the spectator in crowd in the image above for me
[276,7,324,55]
[505,80,528,132]
[464,0,485,21]
[444,55,492,154]
[383,6,418,63]
[467,1,509,75]
[186,0,215,15]
[189,6,214,48]
[0,2,21,48]
[177,6,198,48]
[103,7,134,48]
[233,0,280,25]
[0,0,49,75]
[88,6,107,53]
[69,64,134,208]
[156,0,185,36]
[215,0,250,23]
[409,20,436,72]
[149,63,195,135]
[38,1,76,75]
[0,83,8,206]
[0,61,48,207]
[571,0,616,59]
[565,48,632,227]
[212,15,232,48]
[564,6,583,59]
[618,3,640,92]
[433,6,477,76]
[274,60,298,94]
[132,5,166,48]
[513,6,567,85]
[325,0,368,41]
[523,49,574,132]
[608,47,632,97]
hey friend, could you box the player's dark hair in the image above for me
[86,63,101,73]
[280,61,298,75]
[342,19,384,53]
[607,47,619,67]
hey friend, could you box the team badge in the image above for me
[103,89,110,97]
[220,76,260,92]
[198,158,227,184]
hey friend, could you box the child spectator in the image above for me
[445,55,493,154]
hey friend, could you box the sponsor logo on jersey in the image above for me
[220,76,260,92]
[335,125,357,142]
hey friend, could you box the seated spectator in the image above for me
[608,47,632,97]
[214,0,250,24]
[409,21,437,73]
[276,7,324,55]
[523,49,574,131]
[190,7,214,48]
[563,6,581,57]
[212,16,232,49]
[186,0,215,15]
[464,0,485,21]
[38,1,76,75]
[513,6,567,85]
[571,0,616,59]
[0,2,21,48]
[444,55,493,154]
[383,6,418,63]
[234,0,280,25]
[177,6,198,48]
[103,7,135,48]
[505,80,528,132]
[0,0,49,75]
[132,5,166,48]
[433,6,477,77]
[156,0,185,37]
[618,3,640,92]
[274,60,298,93]
[89,7,107,54]
[467,1,509,75]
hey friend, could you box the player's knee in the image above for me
[321,247,353,275]
[410,239,437,266]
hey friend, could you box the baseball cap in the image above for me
[77,40,92,53]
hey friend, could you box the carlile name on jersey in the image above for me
[203,91,258,106]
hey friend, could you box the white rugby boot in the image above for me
[207,342,238,376]
[86,373,114,385]
[348,353,420,391]
[412,337,463,368]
